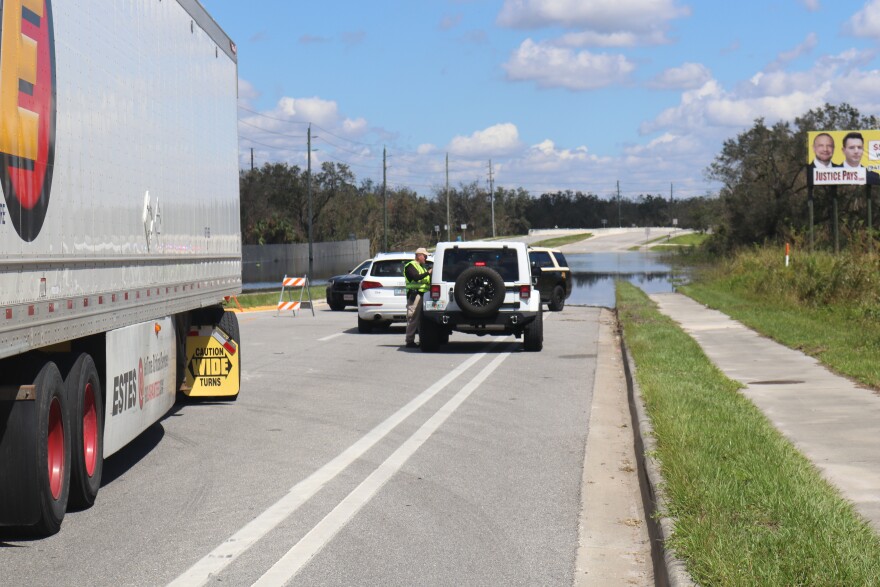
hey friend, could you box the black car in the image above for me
[326,259,371,311]
[528,247,572,311]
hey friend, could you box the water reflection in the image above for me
[566,252,687,308]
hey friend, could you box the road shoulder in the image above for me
[575,308,653,586]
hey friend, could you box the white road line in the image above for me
[317,333,344,342]
[168,347,497,587]
[253,351,512,586]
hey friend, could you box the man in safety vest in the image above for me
[404,247,432,348]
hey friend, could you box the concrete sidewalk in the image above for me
[650,292,880,534]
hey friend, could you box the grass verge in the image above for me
[531,232,592,248]
[649,232,709,250]
[224,286,327,310]
[617,281,880,586]
[679,248,880,389]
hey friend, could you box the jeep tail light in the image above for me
[519,285,531,300]
[361,280,382,291]
[475,261,486,267]
[430,284,441,300]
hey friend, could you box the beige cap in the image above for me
[415,247,429,256]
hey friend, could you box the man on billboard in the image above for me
[841,132,880,185]
[810,133,838,170]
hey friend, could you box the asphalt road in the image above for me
[1,305,609,586]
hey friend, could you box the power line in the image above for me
[238,105,311,125]
[240,135,309,153]
[238,118,307,139]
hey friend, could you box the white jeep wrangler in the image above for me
[419,241,543,352]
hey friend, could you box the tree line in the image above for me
[240,163,720,253]
[706,102,879,253]
[240,102,872,254]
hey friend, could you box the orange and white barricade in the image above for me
[277,275,314,317]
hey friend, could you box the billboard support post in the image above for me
[806,165,814,252]
[832,186,840,255]
[808,185,814,252]
[867,185,873,252]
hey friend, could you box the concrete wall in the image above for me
[242,239,371,285]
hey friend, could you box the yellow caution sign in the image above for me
[184,325,240,397]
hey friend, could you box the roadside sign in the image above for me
[185,325,239,397]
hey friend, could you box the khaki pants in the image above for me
[405,291,423,344]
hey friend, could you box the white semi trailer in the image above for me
[0,0,242,535]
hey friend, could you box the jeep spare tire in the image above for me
[455,266,505,317]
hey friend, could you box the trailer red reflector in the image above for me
[212,330,237,355]
[67,300,73,310]
[28,306,35,316]
[83,298,89,307]
[5,309,11,319]
[48,303,55,313]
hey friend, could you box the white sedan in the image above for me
[357,252,432,333]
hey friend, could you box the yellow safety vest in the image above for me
[404,260,430,293]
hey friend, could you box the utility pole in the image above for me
[250,148,254,171]
[488,159,495,238]
[307,125,313,281]
[617,180,621,228]
[670,182,673,227]
[446,153,450,241]
[382,146,387,252]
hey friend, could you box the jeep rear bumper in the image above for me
[422,310,538,333]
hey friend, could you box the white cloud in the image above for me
[417,144,437,155]
[272,97,340,127]
[800,0,820,11]
[503,39,635,90]
[765,32,818,72]
[343,117,368,135]
[448,123,522,157]
[238,79,260,105]
[648,63,712,90]
[557,31,645,48]
[497,0,689,32]
[640,48,880,138]
[846,0,880,39]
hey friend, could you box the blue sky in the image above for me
[201,0,880,201]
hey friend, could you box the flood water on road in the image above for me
[566,252,687,308]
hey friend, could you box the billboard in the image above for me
[807,130,880,186]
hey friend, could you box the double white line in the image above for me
[169,346,511,586]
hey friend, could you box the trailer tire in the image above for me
[34,362,71,535]
[65,354,103,509]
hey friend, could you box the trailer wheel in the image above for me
[34,362,71,535]
[65,354,103,509]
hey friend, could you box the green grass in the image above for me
[664,232,709,246]
[224,286,327,310]
[531,232,592,248]
[679,248,880,389]
[646,232,710,251]
[616,282,880,586]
